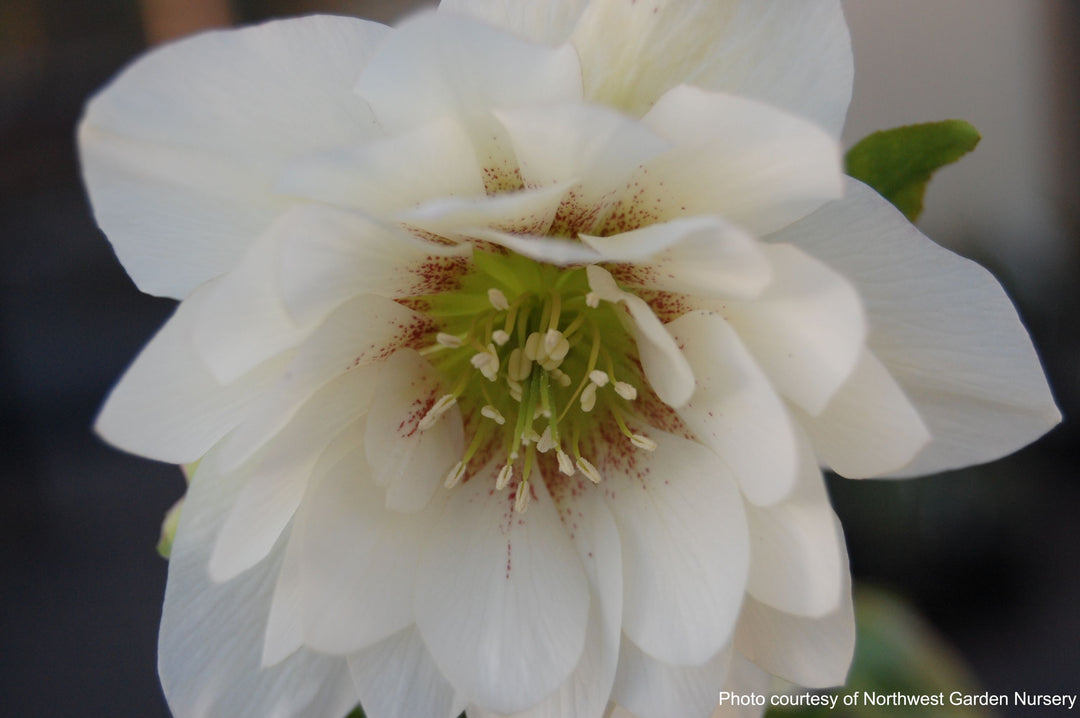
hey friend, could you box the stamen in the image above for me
[589,370,610,387]
[630,434,657,451]
[507,348,532,382]
[443,461,467,488]
[488,287,510,311]
[436,332,462,348]
[580,382,598,412]
[418,394,457,431]
[514,479,531,513]
[496,463,514,490]
[551,368,572,387]
[492,329,510,346]
[536,426,556,453]
[585,291,600,308]
[470,344,500,381]
[556,448,575,476]
[614,381,638,401]
[576,457,603,484]
[481,405,506,425]
[508,379,523,402]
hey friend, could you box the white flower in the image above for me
[79,2,1060,718]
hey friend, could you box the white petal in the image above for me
[439,0,589,45]
[278,114,485,213]
[586,265,695,408]
[298,446,431,654]
[356,11,580,182]
[475,229,602,266]
[612,637,732,718]
[79,16,386,298]
[262,521,305,667]
[735,537,855,688]
[776,179,1060,475]
[403,183,571,240]
[349,626,467,718]
[216,295,431,471]
[744,425,844,617]
[275,205,470,326]
[601,428,749,666]
[570,0,852,135]
[365,349,465,512]
[667,311,798,506]
[160,452,358,718]
[582,217,771,299]
[208,370,374,582]
[94,284,288,464]
[415,463,590,714]
[721,243,866,416]
[621,86,842,237]
[796,350,931,478]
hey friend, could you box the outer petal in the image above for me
[349,627,467,718]
[720,243,866,416]
[626,86,843,238]
[587,265,695,408]
[159,451,358,718]
[668,311,799,506]
[713,654,771,718]
[439,0,589,44]
[79,16,386,298]
[415,466,590,714]
[775,179,1060,475]
[94,284,289,464]
[601,428,749,666]
[208,370,374,582]
[611,638,732,718]
[570,0,852,135]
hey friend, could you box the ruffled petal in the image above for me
[207,370,374,582]
[365,349,465,512]
[586,265,695,408]
[601,428,749,666]
[78,16,386,298]
[796,350,930,478]
[94,284,289,464]
[743,426,844,617]
[735,543,855,688]
[775,179,1060,475]
[297,446,430,654]
[667,311,799,506]
[402,183,571,240]
[159,452,358,718]
[611,637,732,718]
[439,0,589,44]
[415,465,589,714]
[570,0,851,135]
[349,626,467,718]
[582,217,771,299]
[721,243,866,416]
[616,85,842,237]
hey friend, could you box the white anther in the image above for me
[537,427,556,453]
[488,288,510,311]
[443,461,466,489]
[492,329,510,346]
[556,448,576,476]
[580,382,598,412]
[514,480,531,513]
[523,332,541,361]
[576,457,602,484]
[552,369,572,388]
[496,463,514,490]
[481,405,506,425]
[471,344,500,381]
[540,330,570,369]
[523,427,541,445]
[418,394,457,431]
[436,332,462,348]
[507,348,532,382]
[614,381,638,401]
[585,292,600,308]
[630,434,657,452]
[508,379,523,402]
[589,370,610,387]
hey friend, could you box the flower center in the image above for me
[415,249,656,512]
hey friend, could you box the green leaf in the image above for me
[845,120,980,222]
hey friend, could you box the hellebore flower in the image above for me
[79,1,1059,717]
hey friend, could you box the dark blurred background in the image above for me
[0,1,1076,715]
